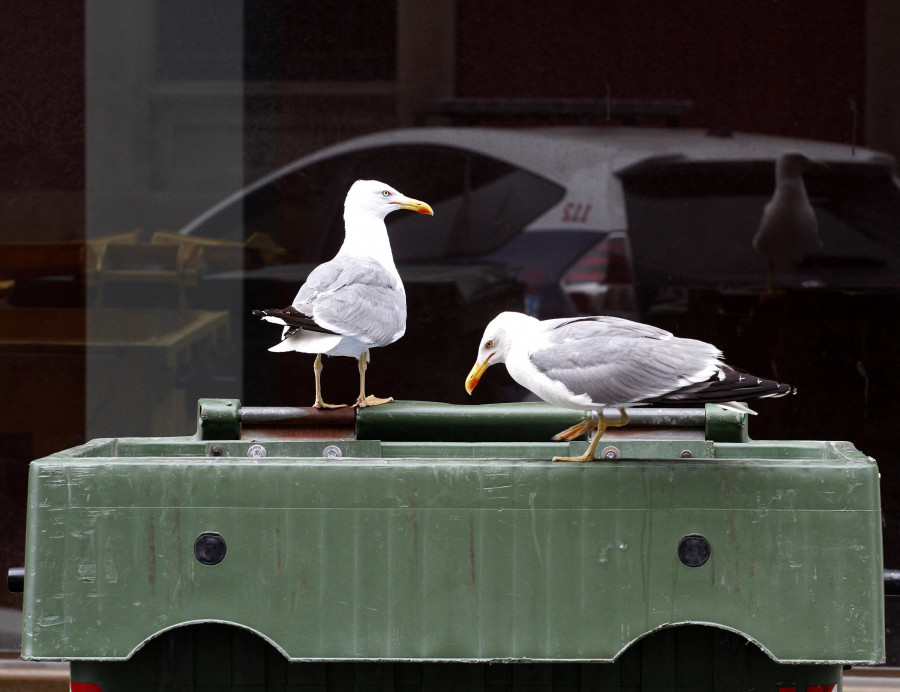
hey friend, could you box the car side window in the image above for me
[194,143,564,266]
[375,145,565,262]
[241,144,562,264]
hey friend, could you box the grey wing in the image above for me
[293,259,381,309]
[293,262,341,310]
[294,256,406,347]
[530,317,721,405]
[542,316,674,341]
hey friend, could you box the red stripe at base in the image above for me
[71,681,102,692]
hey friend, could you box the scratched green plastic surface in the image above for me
[22,403,883,666]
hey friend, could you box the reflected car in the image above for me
[180,126,900,322]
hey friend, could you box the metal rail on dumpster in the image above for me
[239,405,356,440]
[241,405,708,426]
[229,400,744,443]
[193,398,751,443]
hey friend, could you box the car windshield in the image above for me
[188,144,565,264]
[619,159,900,307]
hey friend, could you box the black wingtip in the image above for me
[650,368,797,406]
[251,306,340,335]
[773,381,797,397]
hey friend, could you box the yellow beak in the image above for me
[394,197,434,215]
[465,355,493,394]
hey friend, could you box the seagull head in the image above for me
[345,180,434,220]
[777,152,829,180]
[465,311,535,394]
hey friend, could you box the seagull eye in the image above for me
[485,339,494,349]
[381,190,391,197]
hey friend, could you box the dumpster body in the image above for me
[19,400,884,690]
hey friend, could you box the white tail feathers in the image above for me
[269,331,344,354]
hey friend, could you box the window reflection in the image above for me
[2,0,900,668]
[621,159,900,312]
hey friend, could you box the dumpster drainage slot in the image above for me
[678,535,710,567]
[194,533,227,566]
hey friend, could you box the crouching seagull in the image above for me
[465,312,795,461]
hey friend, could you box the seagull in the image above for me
[753,152,827,287]
[253,180,433,408]
[465,311,795,462]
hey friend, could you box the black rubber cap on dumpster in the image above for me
[8,567,24,593]
[194,533,227,566]
[678,535,711,567]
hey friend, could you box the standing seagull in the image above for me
[465,312,794,462]
[753,152,827,287]
[253,180,433,408]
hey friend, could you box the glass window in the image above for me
[4,0,900,673]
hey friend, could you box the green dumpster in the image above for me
[17,400,883,690]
